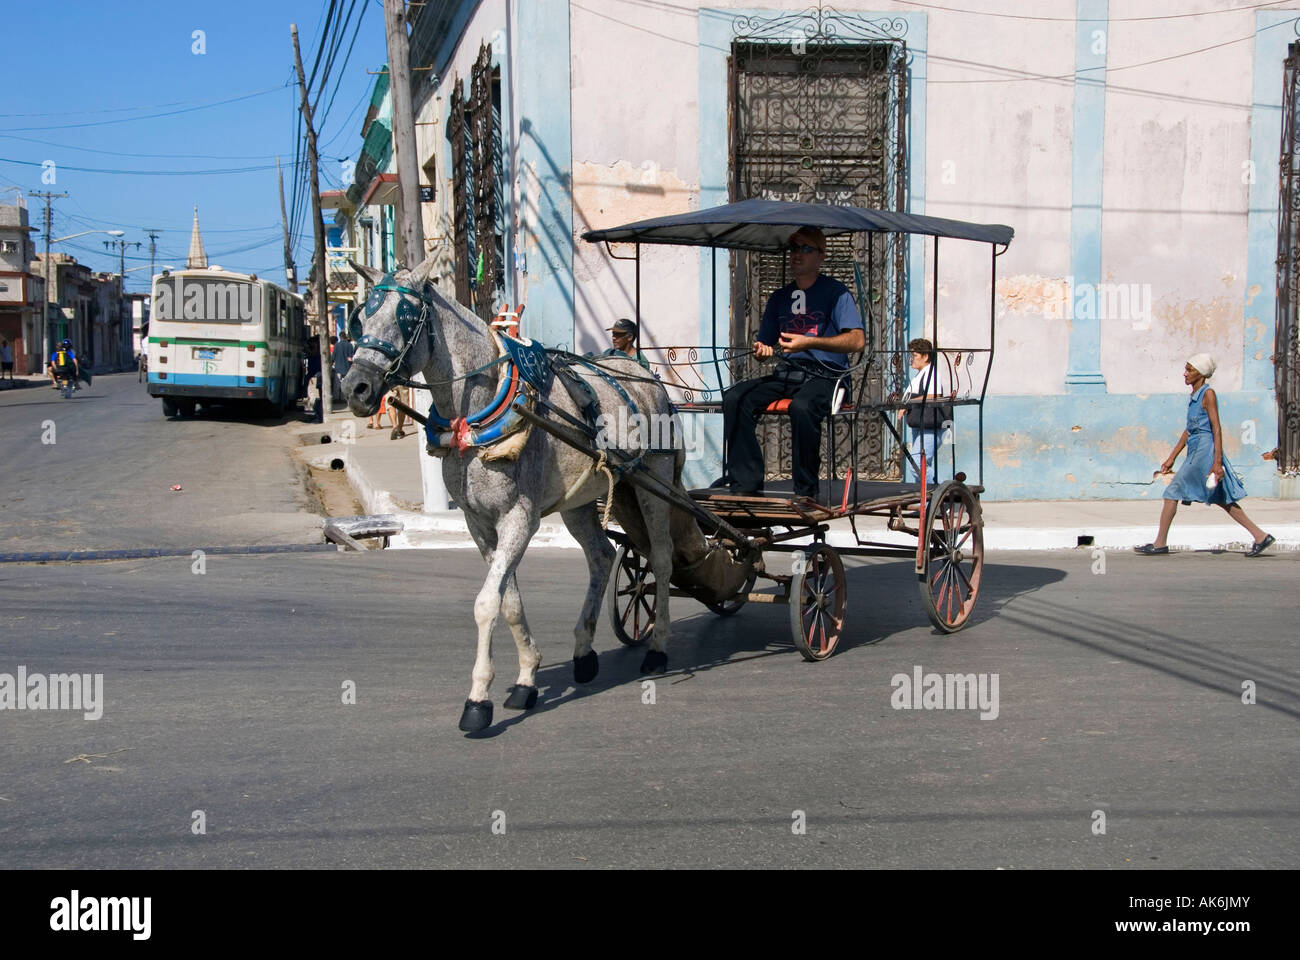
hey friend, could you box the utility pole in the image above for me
[29,190,68,368]
[145,229,160,284]
[105,237,141,283]
[105,237,141,370]
[383,1,448,511]
[276,156,297,291]
[384,0,425,267]
[291,22,333,421]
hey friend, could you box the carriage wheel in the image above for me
[919,481,984,633]
[608,544,655,646]
[790,544,846,661]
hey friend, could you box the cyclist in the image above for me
[48,339,80,391]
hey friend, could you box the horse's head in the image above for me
[342,255,437,416]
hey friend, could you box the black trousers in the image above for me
[722,369,836,497]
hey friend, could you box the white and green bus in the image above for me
[146,268,306,418]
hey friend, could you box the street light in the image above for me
[37,228,125,366]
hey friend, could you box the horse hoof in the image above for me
[458,699,493,732]
[573,650,599,684]
[504,684,538,710]
[640,650,668,675]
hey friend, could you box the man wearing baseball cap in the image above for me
[607,318,650,370]
[722,227,864,500]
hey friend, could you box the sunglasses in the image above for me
[788,243,823,254]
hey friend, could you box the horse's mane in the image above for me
[419,276,491,337]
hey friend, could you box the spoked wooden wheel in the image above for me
[608,544,656,646]
[790,544,846,661]
[920,481,984,633]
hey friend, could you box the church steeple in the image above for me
[186,205,208,269]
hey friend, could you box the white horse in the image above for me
[342,256,681,732]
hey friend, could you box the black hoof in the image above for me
[458,699,493,732]
[504,684,538,710]
[573,650,599,684]
[640,650,668,675]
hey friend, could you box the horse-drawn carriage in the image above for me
[342,199,1013,731]
[578,199,1013,656]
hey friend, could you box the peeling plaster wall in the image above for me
[1098,8,1253,397]
[569,1,703,355]
[922,3,1075,398]
[412,0,1290,499]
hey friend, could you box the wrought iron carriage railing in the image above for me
[727,8,911,480]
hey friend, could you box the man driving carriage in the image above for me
[722,227,865,500]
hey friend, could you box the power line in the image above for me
[318,0,370,132]
[0,156,289,177]
[887,0,1296,23]
[306,1,340,95]
[0,84,292,133]
[0,133,343,163]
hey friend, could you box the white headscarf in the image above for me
[1187,353,1217,378]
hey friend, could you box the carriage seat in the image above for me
[760,375,852,417]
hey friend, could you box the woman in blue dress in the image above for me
[1136,353,1275,556]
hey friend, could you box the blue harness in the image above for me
[352,276,642,455]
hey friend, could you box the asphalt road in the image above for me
[0,373,321,554]
[1,546,1295,869]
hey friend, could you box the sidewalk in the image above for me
[317,406,1299,552]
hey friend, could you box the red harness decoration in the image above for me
[450,416,474,456]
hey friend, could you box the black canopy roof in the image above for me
[582,198,1014,251]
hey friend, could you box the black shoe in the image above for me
[1134,543,1169,555]
[1245,533,1275,557]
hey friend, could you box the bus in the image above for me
[146,268,306,418]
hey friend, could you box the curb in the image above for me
[347,508,1300,554]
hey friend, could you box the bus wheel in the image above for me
[161,397,179,418]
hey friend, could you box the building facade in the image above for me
[353,0,1300,499]
[0,201,43,375]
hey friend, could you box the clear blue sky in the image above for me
[0,1,386,293]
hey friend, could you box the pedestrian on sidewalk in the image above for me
[387,385,409,440]
[1136,353,1275,557]
[331,333,354,403]
[367,392,386,430]
[0,339,13,384]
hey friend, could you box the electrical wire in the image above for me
[0,84,292,133]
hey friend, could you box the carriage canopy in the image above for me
[581,198,1014,252]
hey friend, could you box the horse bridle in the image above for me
[348,277,432,385]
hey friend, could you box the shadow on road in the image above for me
[470,556,1068,738]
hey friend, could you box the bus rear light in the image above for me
[246,376,255,383]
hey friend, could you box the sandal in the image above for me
[1134,543,1169,555]
[1245,534,1275,558]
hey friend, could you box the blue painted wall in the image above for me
[516,0,574,351]
[1065,0,1108,393]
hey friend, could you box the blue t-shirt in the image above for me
[757,275,862,369]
